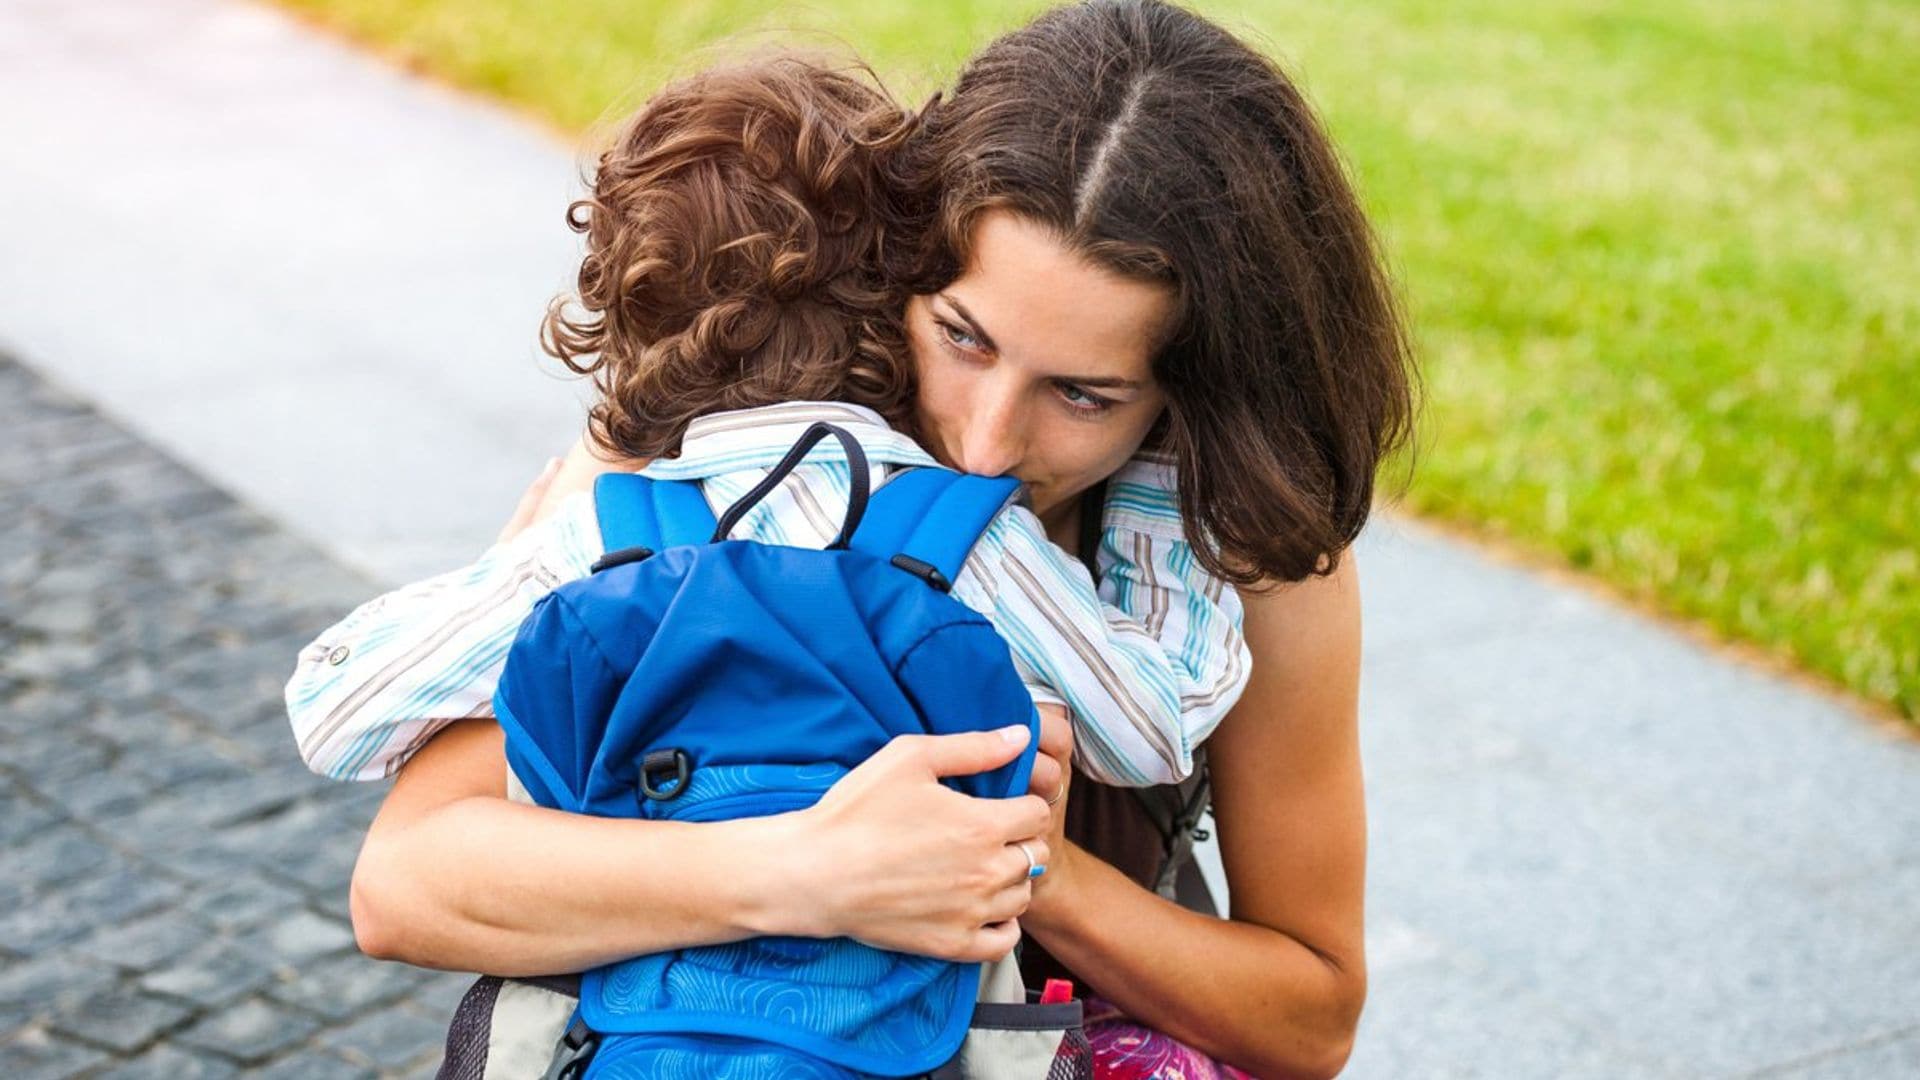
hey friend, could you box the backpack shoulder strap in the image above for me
[848,467,1022,591]
[1140,747,1214,905]
[591,472,718,556]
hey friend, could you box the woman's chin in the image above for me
[1029,489,1078,531]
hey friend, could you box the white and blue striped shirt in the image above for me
[286,401,1249,787]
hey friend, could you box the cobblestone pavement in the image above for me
[1,354,472,1078]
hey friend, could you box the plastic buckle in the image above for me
[540,1015,599,1080]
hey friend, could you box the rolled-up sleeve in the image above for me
[284,493,599,781]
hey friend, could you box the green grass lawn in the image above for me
[276,0,1920,721]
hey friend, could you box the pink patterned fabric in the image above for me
[1082,996,1260,1079]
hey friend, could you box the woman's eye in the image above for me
[934,317,1114,416]
[1057,383,1116,414]
[938,321,981,351]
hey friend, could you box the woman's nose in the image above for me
[958,392,1025,478]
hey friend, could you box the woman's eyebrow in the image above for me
[1068,373,1149,390]
[938,294,1000,353]
[939,293,1148,391]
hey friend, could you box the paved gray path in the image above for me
[1,355,473,1076]
[2,1,1915,1077]
[0,0,588,586]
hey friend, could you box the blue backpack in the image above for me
[491,422,1044,1079]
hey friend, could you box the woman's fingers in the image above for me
[798,728,1058,962]
[1026,750,1062,805]
[1027,703,1072,804]
[1034,703,1072,764]
[961,919,1023,964]
[990,794,1052,845]
[1005,836,1050,880]
[1024,707,1074,914]
[495,458,561,544]
[859,732,1051,850]
[916,724,1031,780]
[984,879,1036,925]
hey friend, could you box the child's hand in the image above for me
[495,433,652,545]
[545,431,647,509]
[1025,704,1079,918]
[496,457,561,544]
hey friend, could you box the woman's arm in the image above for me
[352,717,785,973]
[351,713,1060,975]
[1020,554,1368,1080]
[348,436,1076,975]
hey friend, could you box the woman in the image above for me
[349,2,1416,1075]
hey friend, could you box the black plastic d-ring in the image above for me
[638,748,691,802]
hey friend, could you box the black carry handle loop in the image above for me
[708,421,871,549]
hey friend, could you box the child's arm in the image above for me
[284,491,601,781]
[950,460,1250,788]
[1091,456,1254,765]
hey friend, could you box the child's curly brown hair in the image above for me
[542,55,921,461]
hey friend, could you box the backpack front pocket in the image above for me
[637,761,849,822]
[590,761,978,1076]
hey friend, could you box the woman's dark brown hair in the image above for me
[543,55,919,461]
[888,0,1422,586]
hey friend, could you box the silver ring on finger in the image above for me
[1015,841,1045,879]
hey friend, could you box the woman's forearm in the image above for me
[1023,842,1363,1080]
[351,717,1052,978]
[352,793,806,976]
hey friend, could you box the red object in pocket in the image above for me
[1039,978,1075,1005]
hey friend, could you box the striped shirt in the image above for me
[286,401,1250,787]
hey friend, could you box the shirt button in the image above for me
[328,646,351,666]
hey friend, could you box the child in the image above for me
[285,54,1248,794]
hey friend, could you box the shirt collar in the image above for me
[643,400,941,479]
[678,400,888,450]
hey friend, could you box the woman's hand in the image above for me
[1025,703,1080,918]
[780,725,1053,963]
[1025,702,1071,808]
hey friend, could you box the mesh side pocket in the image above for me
[1048,1024,1094,1080]
[435,974,582,1080]
[435,975,503,1080]
[945,1001,1089,1079]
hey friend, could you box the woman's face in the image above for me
[907,210,1174,524]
